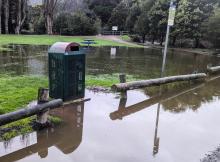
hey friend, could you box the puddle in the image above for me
[0,45,220,77]
[0,45,220,162]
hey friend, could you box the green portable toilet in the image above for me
[48,42,85,101]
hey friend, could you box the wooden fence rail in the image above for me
[0,99,63,126]
[112,73,207,92]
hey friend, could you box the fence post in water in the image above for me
[36,88,50,125]
[118,74,127,120]
[119,74,127,99]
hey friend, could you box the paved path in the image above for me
[97,35,143,47]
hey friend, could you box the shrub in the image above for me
[54,11,101,36]
[130,34,141,43]
[33,16,46,34]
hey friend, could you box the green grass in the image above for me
[0,75,47,140]
[120,35,131,42]
[86,74,137,87]
[0,73,138,114]
[0,34,136,47]
[0,75,48,114]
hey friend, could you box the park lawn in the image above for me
[0,34,138,47]
[0,75,48,114]
[120,35,131,42]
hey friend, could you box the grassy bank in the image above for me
[0,75,48,141]
[0,74,138,140]
[0,34,138,47]
[0,75,48,114]
[0,74,137,114]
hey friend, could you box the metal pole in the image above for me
[161,0,174,77]
[161,25,170,76]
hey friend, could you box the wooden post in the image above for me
[119,74,127,97]
[119,74,126,84]
[37,88,50,125]
[38,88,49,104]
[118,74,127,120]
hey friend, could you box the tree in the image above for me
[87,0,121,26]
[4,0,9,34]
[43,0,57,35]
[172,0,217,47]
[148,0,169,45]
[126,2,141,33]
[206,8,220,48]
[132,0,154,43]
[171,0,189,46]
[29,5,45,33]
[187,0,216,47]
[34,16,46,34]
[15,0,28,34]
[108,0,131,30]
[53,11,101,35]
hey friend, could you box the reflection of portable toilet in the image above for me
[110,47,116,59]
[48,42,85,101]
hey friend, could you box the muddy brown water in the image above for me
[1,45,220,162]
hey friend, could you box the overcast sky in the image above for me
[29,0,42,6]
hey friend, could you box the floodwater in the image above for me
[1,45,220,162]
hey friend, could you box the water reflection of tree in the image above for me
[86,47,220,79]
[144,78,220,113]
[0,45,48,75]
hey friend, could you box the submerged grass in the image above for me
[0,117,34,141]
[48,116,62,125]
[0,116,62,141]
[0,46,11,52]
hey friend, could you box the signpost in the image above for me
[112,26,118,35]
[161,1,176,76]
[112,26,118,31]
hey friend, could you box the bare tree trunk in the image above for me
[172,36,176,47]
[43,0,57,35]
[4,0,9,34]
[15,0,22,34]
[0,0,2,34]
[15,0,27,34]
[152,35,155,44]
[195,38,200,48]
[46,14,53,35]
[160,34,164,46]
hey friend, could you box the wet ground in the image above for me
[1,45,220,162]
